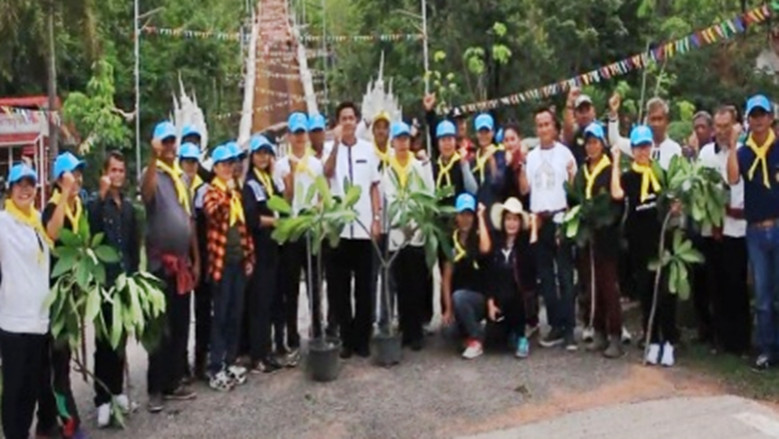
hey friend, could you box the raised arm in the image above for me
[607,93,632,158]
[45,172,76,241]
[562,87,579,146]
[610,145,625,201]
[140,140,162,204]
[727,125,742,185]
[477,203,492,255]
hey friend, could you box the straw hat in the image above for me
[490,197,529,231]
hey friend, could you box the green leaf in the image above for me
[59,228,82,247]
[95,245,120,264]
[75,259,92,291]
[678,247,704,264]
[91,232,105,247]
[566,218,580,239]
[51,254,78,279]
[267,195,292,215]
[110,296,122,350]
[343,184,362,208]
[85,287,102,322]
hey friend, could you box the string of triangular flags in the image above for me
[445,4,774,115]
[0,106,59,125]
[213,96,331,120]
[140,26,421,44]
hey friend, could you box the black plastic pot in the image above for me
[372,332,402,367]
[307,337,341,382]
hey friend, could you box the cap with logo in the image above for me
[250,134,276,155]
[225,141,246,160]
[178,142,201,160]
[8,163,37,185]
[629,125,654,147]
[288,112,309,133]
[153,121,177,141]
[211,145,236,164]
[474,113,495,132]
[745,94,773,117]
[583,122,605,142]
[391,121,411,139]
[53,151,85,179]
[455,193,476,213]
[574,95,593,109]
[308,114,326,132]
[436,120,456,138]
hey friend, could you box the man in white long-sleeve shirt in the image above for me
[607,94,682,170]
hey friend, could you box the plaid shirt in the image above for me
[203,182,255,282]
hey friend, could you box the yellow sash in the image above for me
[211,178,245,226]
[291,150,315,178]
[746,130,776,189]
[4,199,53,256]
[253,168,275,197]
[389,155,414,189]
[375,142,390,167]
[631,162,661,203]
[437,153,460,189]
[473,145,498,183]
[48,189,83,234]
[452,230,479,269]
[156,160,191,214]
[583,155,611,200]
[190,174,204,199]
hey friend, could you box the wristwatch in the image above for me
[373,214,381,222]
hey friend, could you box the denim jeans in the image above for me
[209,263,247,374]
[535,220,575,335]
[746,224,779,358]
[452,290,487,340]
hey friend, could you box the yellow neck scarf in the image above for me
[583,155,611,200]
[375,142,390,166]
[156,159,191,214]
[49,189,83,234]
[389,154,414,189]
[253,168,275,197]
[291,150,315,178]
[631,162,661,203]
[453,230,479,268]
[473,145,497,183]
[211,178,245,226]
[4,199,53,255]
[190,174,204,198]
[437,153,460,189]
[746,130,776,189]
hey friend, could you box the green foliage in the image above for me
[562,168,620,248]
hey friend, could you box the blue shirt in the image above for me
[737,140,779,223]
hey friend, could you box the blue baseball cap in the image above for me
[250,134,276,155]
[178,142,201,160]
[391,121,411,139]
[745,94,773,117]
[455,193,476,213]
[436,120,456,138]
[52,151,85,179]
[583,123,605,142]
[152,121,177,141]
[474,113,494,132]
[182,124,201,139]
[225,141,246,160]
[211,144,235,164]
[629,125,654,147]
[495,128,504,144]
[8,163,37,185]
[288,112,309,133]
[308,113,326,132]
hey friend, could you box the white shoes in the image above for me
[227,365,248,385]
[661,342,675,367]
[645,344,661,365]
[621,326,632,344]
[462,340,484,360]
[582,326,595,343]
[115,394,130,413]
[97,403,111,428]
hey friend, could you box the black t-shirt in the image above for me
[433,155,466,207]
[451,230,488,293]
[621,168,663,258]
[573,161,621,258]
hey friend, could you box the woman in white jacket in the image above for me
[383,122,435,350]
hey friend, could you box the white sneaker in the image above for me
[114,394,130,414]
[645,343,661,365]
[661,342,675,367]
[582,326,595,343]
[621,326,632,344]
[227,365,248,385]
[462,340,483,360]
[97,403,111,428]
[209,371,234,392]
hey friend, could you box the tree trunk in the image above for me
[47,0,59,165]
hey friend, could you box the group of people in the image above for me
[1,87,778,439]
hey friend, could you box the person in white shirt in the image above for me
[518,107,578,350]
[697,107,751,355]
[0,164,59,439]
[325,102,382,358]
[383,122,434,350]
[607,94,682,170]
[274,112,325,365]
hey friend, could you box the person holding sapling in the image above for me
[441,193,492,360]
[242,134,284,373]
[88,151,140,427]
[38,151,88,439]
[383,121,434,350]
[140,121,199,412]
[727,94,779,371]
[572,123,624,359]
[0,163,54,439]
[203,145,255,391]
[611,125,679,367]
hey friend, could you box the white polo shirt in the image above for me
[608,119,682,170]
[275,151,324,216]
[525,142,576,219]
[698,142,746,238]
[332,138,381,240]
[0,211,51,334]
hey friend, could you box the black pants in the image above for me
[94,302,124,406]
[147,271,191,395]
[323,245,339,336]
[691,235,711,341]
[194,276,212,373]
[703,236,751,353]
[535,220,575,334]
[393,246,428,344]
[280,240,321,348]
[246,255,277,361]
[630,239,679,344]
[1,331,48,439]
[332,239,374,352]
[37,341,79,438]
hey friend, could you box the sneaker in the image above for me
[209,371,234,392]
[114,394,131,414]
[582,326,595,343]
[423,323,435,336]
[564,333,578,352]
[515,337,530,359]
[660,342,675,367]
[227,365,248,385]
[97,403,111,428]
[539,328,564,348]
[603,337,624,359]
[163,385,197,400]
[586,332,608,352]
[753,354,772,372]
[621,326,632,345]
[462,339,483,359]
[645,343,661,365]
[285,348,301,368]
[147,394,164,414]
[251,357,282,374]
